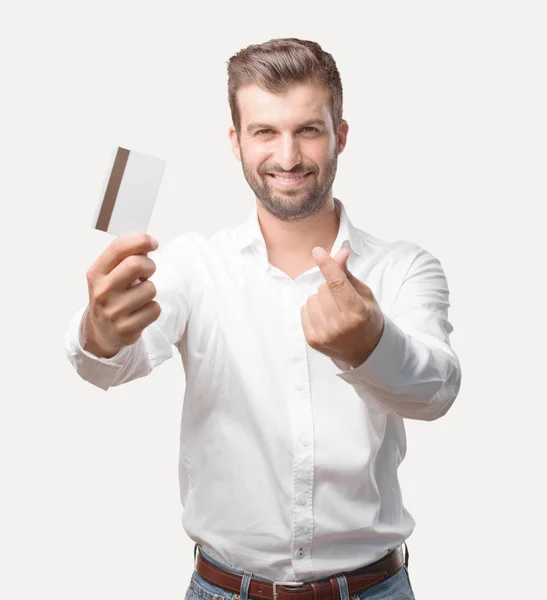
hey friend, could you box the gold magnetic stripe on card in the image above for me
[96,147,130,232]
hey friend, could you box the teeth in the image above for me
[272,174,306,182]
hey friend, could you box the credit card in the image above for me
[92,146,166,236]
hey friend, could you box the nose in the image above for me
[275,134,302,171]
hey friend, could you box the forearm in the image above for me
[334,246,462,421]
[64,233,202,391]
[334,313,461,420]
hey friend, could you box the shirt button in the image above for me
[301,438,310,447]
[298,495,307,505]
[296,382,304,391]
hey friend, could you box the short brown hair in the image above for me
[227,38,343,136]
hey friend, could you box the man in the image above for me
[65,38,461,600]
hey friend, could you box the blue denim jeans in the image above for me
[186,545,415,600]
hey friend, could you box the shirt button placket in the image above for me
[288,280,315,579]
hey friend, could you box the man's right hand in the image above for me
[81,233,161,358]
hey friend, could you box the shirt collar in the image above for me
[236,198,364,257]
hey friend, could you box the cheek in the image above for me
[252,147,276,173]
[308,139,335,166]
[241,145,266,171]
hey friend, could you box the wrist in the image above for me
[80,308,122,359]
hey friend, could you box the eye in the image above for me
[301,127,320,133]
[256,129,273,136]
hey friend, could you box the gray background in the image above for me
[2,0,545,598]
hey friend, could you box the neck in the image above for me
[256,197,341,258]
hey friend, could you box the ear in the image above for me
[336,119,349,154]
[228,125,242,162]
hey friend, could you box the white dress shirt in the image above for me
[65,198,461,582]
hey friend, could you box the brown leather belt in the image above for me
[195,545,406,600]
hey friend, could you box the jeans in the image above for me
[186,545,415,600]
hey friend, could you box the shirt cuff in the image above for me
[335,312,407,390]
[64,305,143,390]
[76,305,135,365]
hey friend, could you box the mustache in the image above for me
[259,166,317,176]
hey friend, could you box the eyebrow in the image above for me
[246,119,327,133]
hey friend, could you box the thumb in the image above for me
[334,248,369,295]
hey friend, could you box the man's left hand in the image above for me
[301,246,385,369]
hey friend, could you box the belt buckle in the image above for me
[272,580,304,600]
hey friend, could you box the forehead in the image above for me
[237,83,332,129]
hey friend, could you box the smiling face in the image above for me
[229,82,348,222]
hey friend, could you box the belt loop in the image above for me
[239,570,253,600]
[335,574,350,600]
[310,581,321,600]
[194,543,199,569]
[404,542,410,568]
[329,576,339,600]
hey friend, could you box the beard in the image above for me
[240,148,339,222]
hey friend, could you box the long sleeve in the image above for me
[64,233,202,391]
[334,246,462,421]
